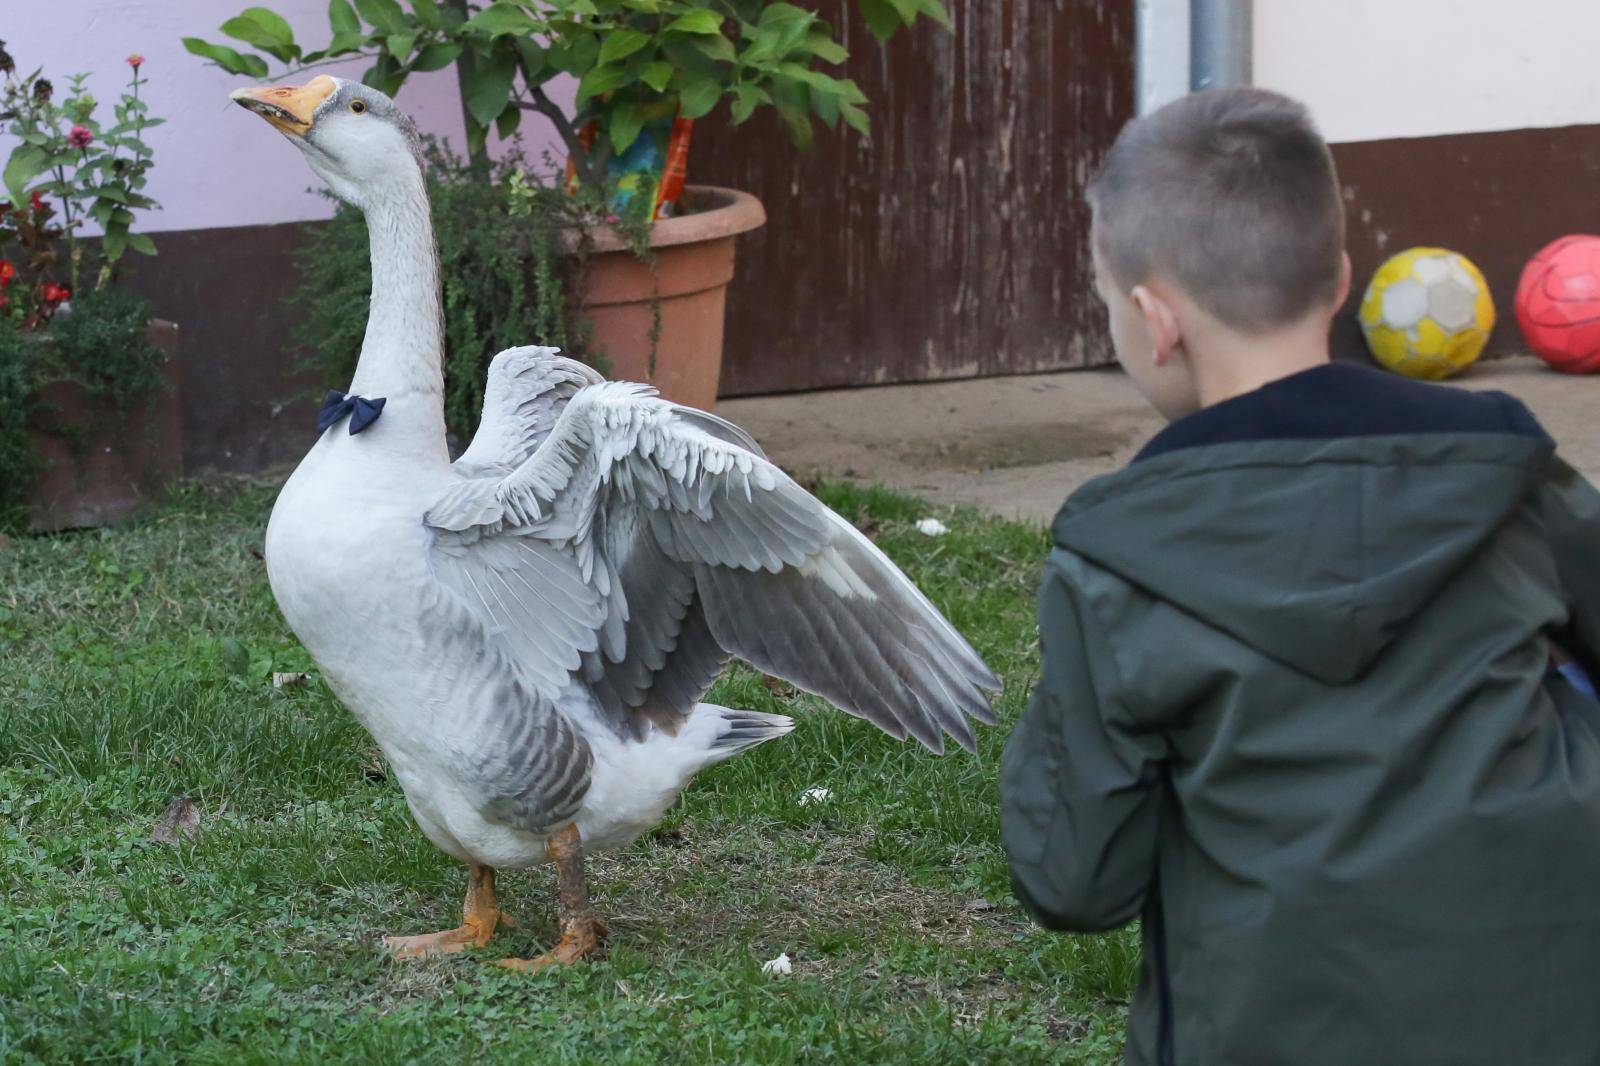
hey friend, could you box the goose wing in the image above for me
[452,346,605,476]
[426,381,1000,754]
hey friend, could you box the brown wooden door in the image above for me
[692,0,1135,397]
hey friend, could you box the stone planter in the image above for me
[28,319,182,531]
[575,186,766,410]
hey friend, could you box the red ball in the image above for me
[1516,234,1600,374]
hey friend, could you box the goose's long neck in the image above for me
[347,163,448,460]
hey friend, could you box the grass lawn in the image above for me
[0,480,1137,1064]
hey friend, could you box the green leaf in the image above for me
[221,8,301,62]
[607,101,646,155]
[549,32,599,75]
[840,99,870,137]
[466,117,489,158]
[240,7,296,44]
[691,34,737,63]
[805,32,848,64]
[127,232,158,256]
[411,41,462,71]
[101,225,128,263]
[760,3,815,26]
[729,83,768,124]
[463,2,539,36]
[665,9,722,35]
[328,0,362,35]
[886,0,920,22]
[513,38,548,81]
[386,31,418,60]
[2,144,48,209]
[461,49,517,125]
[180,37,271,77]
[812,85,840,126]
[353,0,407,33]
[598,29,651,65]
[783,108,814,149]
[855,0,903,43]
[361,54,406,96]
[576,62,634,102]
[408,0,442,30]
[639,60,673,93]
[495,105,522,140]
[779,63,866,104]
[676,76,722,120]
[917,0,951,28]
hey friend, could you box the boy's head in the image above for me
[1088,88,1350,419]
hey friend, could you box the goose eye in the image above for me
[350,99,367,115]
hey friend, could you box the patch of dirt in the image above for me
[895,415,1136,472]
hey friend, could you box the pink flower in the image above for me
[67,125,94,149]
[126,54,145,70]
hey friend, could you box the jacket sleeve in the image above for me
[1540,458,1600,680]
[1000,552,1168,933]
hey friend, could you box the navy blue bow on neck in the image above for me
[317,391,387,435]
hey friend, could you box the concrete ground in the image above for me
[719,357,1600,527]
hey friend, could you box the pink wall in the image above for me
[4,0,572,233]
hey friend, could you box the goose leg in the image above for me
[384,862,505,959]
[499,823,606,972]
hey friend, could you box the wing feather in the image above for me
[426,380,999,753]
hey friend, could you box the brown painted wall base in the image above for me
[1330,123,1600,363]
[118,221,327,477]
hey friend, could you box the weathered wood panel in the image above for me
[692,0,1135,396]
[119,222,325,475]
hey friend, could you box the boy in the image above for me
[1000,87,1600,1065]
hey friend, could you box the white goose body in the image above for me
[235,75,999,963]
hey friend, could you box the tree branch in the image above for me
[520,84,603,186]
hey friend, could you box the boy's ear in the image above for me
[1335,252,1353,308]
[1131,284,1182,366]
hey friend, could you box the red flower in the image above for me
[67,125,94,149]
[0,261,12,287]
[42,282,70,305]
[29,190,44,213]
[126,54,145,70]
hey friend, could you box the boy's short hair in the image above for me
[1088,88,1345,333]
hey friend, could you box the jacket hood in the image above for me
[1053,432,1555,684]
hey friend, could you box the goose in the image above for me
[230,76,1000,972]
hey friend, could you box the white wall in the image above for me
[1137,0,1191,115]
[1254,0,1600,143]
[3,0,571,233]
[1139,1,1600,142]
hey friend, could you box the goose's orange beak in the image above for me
[230,76,336,137]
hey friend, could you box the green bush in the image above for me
[0,289,167,531]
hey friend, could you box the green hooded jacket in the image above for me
[1000,366,1600,1065]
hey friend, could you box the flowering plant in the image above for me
[0,44,168,530]
[1,44,161,321]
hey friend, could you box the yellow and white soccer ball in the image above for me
[1359,247,1496,380]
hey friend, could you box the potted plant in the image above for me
[183,0,946,408]
[0,46,178,531]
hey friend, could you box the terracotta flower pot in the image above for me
[28,319,182,531]
[574,186,766,410]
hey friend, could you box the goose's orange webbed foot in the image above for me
[384,862,504,960]
[498,824,606,973]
